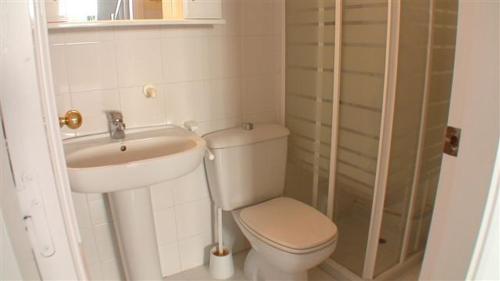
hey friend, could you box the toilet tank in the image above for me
[204,124,290,211]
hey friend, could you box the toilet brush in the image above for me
[217,207,224,255]
[209,207,234,280]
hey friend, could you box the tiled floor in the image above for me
[164,250,334,281]
[332,206,405,276]
[395,264,421,281]
[164,250,420,281]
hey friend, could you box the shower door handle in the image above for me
[444,126,461,157]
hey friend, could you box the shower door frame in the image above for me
[323,0,427,279]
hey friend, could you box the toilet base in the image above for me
[244,249,308,281]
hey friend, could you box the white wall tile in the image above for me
[49,44,69,95]
[272,35,284,74]
[72,194,92,228]
[243,110,278,124]
[158,243,181,276]
[85,262,104,280]
[241,75,278,115]
[88,198,112,225]
[79,227,100,265]
[171,165,210,205]
[217,0,242,36]
[241,0,274,36]
[71,89,120,135]
[178,233,212,270]
[207,36,241,79]
[48,30,66,45]
[272,0,285,36]
[87,193,105,202]
[115,39,163,87]
[119,86,166,128]
[94,224,119,262]
[207,78,242,120]
[161,26,214,38]
[174,198,212,239]
[54,93,72,115]
[151,182,174,210]
[155,208,178,246]
[64,28,115,43]
[197,117,241,135]
[114,26,162,40]
[65,41,117,92]
[242,35,280,76]
[164,81,206,124]
[161,37,209,83]
[101,259,124,281]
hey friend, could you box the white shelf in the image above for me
[47,19,226,30]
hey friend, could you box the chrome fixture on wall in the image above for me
[105,110,126,140]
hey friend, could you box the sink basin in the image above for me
[64,126,206,193]
[64,125,207,280]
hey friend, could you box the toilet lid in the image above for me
[239,197,338,251]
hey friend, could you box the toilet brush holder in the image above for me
[209,246,234,280]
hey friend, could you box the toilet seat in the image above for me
[238,197,338,254]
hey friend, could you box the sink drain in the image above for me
[120,145,127,152]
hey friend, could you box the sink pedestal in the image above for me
[109,187,162,280]
[63,126,207,280]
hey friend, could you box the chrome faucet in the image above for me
[105,110,126,140]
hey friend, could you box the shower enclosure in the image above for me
[284,0,458,279]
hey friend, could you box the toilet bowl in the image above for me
[203,124,338,281]
[233,197,337,281]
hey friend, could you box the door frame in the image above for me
[1,0,498,280]
[420,0,500,279]
[0,0,87,279]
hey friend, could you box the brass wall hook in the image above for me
[59,110,83,129]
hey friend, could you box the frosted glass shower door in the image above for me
[284,0,335,213]
[374,0,458,276]
[330,0,389,276]
[406,0,458,257]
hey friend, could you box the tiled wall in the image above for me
[71,165,218,279]
[71,193,124,279]
[50,0,284,137]
[49,0,284,279]
[151,166,213,276]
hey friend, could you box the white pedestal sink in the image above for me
[64,126,206,280]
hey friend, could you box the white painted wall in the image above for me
[48,0,284,278]
[420,0,500,280]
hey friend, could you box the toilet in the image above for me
[204,123,338,281]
